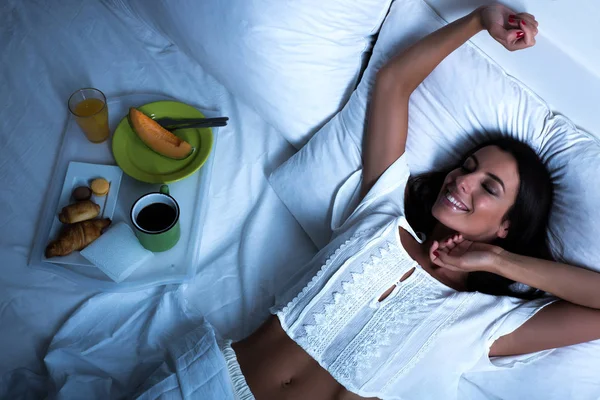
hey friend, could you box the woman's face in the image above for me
[431,145,520,242]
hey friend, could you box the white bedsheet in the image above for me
[0,0,314,397]
[1,1,598,399]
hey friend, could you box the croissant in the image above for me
[45,218,111,258]
[58,200,100,224]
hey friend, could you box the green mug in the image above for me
[130,185,181,252]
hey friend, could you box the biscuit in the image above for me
[90,178,110,197]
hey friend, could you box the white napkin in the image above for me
[81,222,153,283]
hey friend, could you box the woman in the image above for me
[138,4,600,400]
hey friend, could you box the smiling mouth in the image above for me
[441,190,469,212]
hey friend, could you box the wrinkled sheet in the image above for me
[133,319,235,400]
[0,0,314,398]
[1,1,599,399]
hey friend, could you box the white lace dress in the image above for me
[271,154,555,400]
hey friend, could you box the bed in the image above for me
[1,0,599,399]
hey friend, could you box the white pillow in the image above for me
[268,0,600,274]
[119,0,393,147]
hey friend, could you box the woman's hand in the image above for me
[429,234,505,273]
[479,3,539,51]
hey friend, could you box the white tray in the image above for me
[29,93,216,292]
[44,161,123,266]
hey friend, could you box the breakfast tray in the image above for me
[29,93,216,292]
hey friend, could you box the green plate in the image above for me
[112,101,214,184]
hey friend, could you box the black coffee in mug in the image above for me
[136,203,176,232]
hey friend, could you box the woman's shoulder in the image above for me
[332,154,412,235]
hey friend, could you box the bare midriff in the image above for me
[232,315,373,400]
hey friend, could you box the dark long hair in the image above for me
[404,137,555,299]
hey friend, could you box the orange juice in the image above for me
[73,98,109,143]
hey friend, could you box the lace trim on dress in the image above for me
[277,227,378,323]
[298,240,411,357]
[329,272,444,385]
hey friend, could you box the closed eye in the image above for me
[462,162,499,196]
[470,154,506,193]
[483,184,497,195]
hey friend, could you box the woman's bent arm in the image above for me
[496,252,600,309]
[490,301,600,357]
[432,238,600,356]
[490,252,600,355]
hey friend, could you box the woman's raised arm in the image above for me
[361,4,536,197]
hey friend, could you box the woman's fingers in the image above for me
[430,240,440,262]
[504,29,531,50]
[445,238,458,251]
[518,18,538,37]
[433,250,463,271]
[488,8,538,51]
[430,240,459,269]
[506,14,520,29]
[488,25,529,51]
[446,234,464,251]
[516,12,538,27]
[509,11,538,29]
[503,15,536,48]
[508,15,537,35]
[431,248,451,268]
[520,21,537,47]
[513,12,538,37]
[438,236,453,250]
[436,234,463,253]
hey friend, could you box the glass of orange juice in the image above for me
[68,88,110,143]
